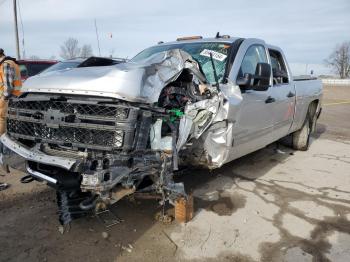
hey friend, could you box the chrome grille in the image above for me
[7,97,138,151]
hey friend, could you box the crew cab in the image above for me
[0,35,322,225]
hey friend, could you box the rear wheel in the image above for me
[280,102,318,151]
[292,115,311,151]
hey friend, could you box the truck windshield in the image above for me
[131,42,231,83]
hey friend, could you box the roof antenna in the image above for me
[215,32,220,38]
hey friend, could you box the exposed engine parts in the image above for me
[57,190,93,225]
[158,69,210,110]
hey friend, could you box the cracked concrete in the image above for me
[167,138,350,262]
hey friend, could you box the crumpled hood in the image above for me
[23,49,199,103]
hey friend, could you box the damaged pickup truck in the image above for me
[0,35,322,224]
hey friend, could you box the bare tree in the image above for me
[325,42,350,79]
[80,44,93,58]
[60,38,81,59]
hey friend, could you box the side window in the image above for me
[269,49,289,84]
[239,45,268,77]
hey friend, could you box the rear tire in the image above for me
[292,113,311,151]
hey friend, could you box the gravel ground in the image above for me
[0,85,349,262]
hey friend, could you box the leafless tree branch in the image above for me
[325,42,350,79]
[60,38,81,59]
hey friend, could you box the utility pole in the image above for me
[94,19,101,56]
[13,0,20,59]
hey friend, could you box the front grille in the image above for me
[10,100,129,118]
[7,97,139,151]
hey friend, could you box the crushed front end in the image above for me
[2,94,187,224]
[0,47,237,225]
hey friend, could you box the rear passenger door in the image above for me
[268,49,295,141]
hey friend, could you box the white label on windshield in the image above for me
[200,49,227,62]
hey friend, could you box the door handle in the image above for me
[265,96,276,103]
[287,91,295,98]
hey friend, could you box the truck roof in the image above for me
[159,37,280,52]
[158,37,241,46]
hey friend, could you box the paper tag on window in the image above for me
[200,49,227,62]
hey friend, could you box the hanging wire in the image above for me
[17,0,26,59]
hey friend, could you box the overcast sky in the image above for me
[1,0,349,72]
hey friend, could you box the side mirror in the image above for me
[253,63,271,91]
[237,73,252,89]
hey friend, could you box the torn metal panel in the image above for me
[203,122,234,168]
[176,81,241,167]
[177,92,225,151]
[176,96,219,149]
[218,80,244,121]
[0,134,77,170]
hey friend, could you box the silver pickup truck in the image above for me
[0,35,322,224]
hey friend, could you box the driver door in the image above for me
[231,44,275,158]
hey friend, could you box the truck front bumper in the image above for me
[0,134,77,170]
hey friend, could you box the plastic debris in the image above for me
[102,231,109,239]
[121,245,133,253]
[0,182,10,191]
